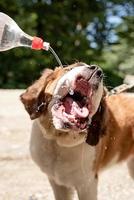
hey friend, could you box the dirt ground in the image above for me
[0,89,134,200]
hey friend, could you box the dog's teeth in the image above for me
[69,89,74,95]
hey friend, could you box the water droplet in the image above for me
[105,146,108,150]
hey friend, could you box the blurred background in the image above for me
[0,1,134,199]
[0,0,134,88]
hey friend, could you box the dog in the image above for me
[20,63,134,200]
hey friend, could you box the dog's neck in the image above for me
[86,83,131,146]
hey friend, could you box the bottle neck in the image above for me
[19,32,33,48]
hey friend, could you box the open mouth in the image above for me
[51,76,92,131]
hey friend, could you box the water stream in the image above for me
[49,46,63,67]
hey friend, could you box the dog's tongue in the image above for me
[63,97,89,118]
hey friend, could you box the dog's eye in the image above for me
[68,68,73,71]
[65,67,73,72]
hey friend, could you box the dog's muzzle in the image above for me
[50,64,103,131]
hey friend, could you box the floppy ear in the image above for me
[20,68,53,120]
[86,90,107,146]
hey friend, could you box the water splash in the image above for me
[49,46,63,67]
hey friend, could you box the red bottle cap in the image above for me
[31,36,44,50]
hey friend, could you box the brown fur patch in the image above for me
[20,68,54,119]
[95,94,134,172]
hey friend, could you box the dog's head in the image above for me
[21,63,105,147]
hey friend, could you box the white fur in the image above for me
[54,65,89,98]
[30,120,97,200]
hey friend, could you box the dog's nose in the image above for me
[88,65,103,77]
[89,65,98,70]
[96,69,103,78]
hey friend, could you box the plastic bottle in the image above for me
[0,12,62,66]
[0,12,49,51]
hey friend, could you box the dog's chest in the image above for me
[30,125,95,186]
[42,141,95,185]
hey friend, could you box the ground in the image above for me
[0,90,134,200]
